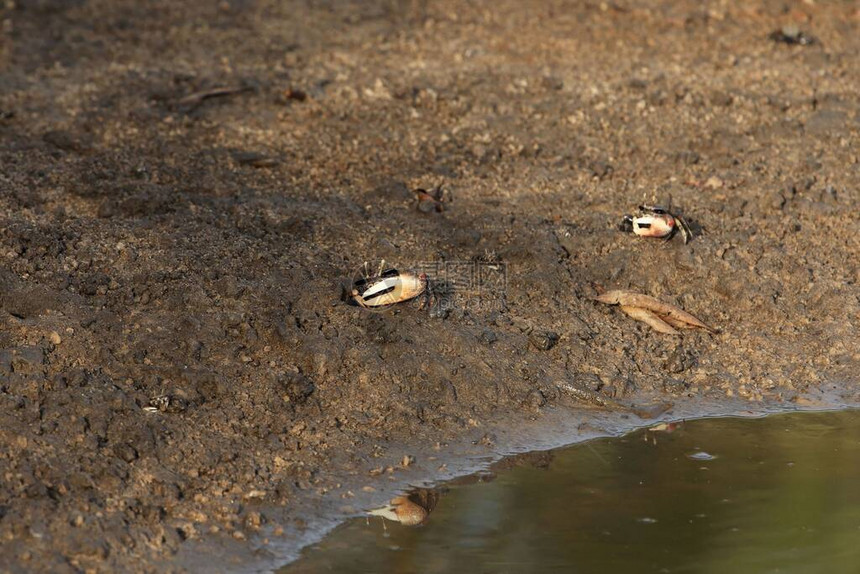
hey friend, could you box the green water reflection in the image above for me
[283,411,860,573]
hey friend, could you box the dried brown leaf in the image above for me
[658,314,694,330]
[620,305,680,335]
[594,289,715,333]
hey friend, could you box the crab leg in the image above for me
[676,215,693,244]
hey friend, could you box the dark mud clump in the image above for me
[1,1,858,571]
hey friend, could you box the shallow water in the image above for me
[281,410,860,574]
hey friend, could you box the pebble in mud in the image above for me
[575,373,604,392]
[480,329,498,345]
[599,376,635,399]
[529,331,559,351]
[476,433,496,447]
[662,378,690,394]
[525,389,547,410]
[280,373,315,405]
[663,348,697,374]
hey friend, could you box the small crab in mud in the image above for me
[619,204,693,244]
[349,263,432,310]
[414,185,446,213]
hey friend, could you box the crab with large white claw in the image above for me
[619,204,692,244]
[350,266,429,309]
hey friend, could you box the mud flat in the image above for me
[0,1,858,572]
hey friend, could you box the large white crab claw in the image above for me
[351,268,427,308]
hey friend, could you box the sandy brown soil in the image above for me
[1,0,859,571]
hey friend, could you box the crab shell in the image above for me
[352,271,426,308]
[631,213,676,238]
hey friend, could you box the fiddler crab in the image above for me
[619,204,693,244]
[348,261,433,310]
[414,185,446,213]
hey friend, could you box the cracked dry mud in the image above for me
[0,1,858,572]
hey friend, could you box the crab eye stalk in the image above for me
[639,205,669,215]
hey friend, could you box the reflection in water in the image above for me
[283,411,860,574]
[368,489,441,527]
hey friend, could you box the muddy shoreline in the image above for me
[1,1,858,572]
[181,395,860,573]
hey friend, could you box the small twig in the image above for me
[176,85,252,108]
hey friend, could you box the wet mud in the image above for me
[0,1,858,571]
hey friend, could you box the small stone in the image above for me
[164,395,188,414]
[576,373,603,392]
[664,348,697,374]
[529,331,559,351]
[113,443,139,463]
[244,512,262,530]
[765,190,787,212]
[281,373,315,405]
[663,378,689,393]
[476,433,496,447]
[401,455,415,467]
[49,331,61,345]
[480,329,498,344]
[525,390,546,410]
[704,176,723,189]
